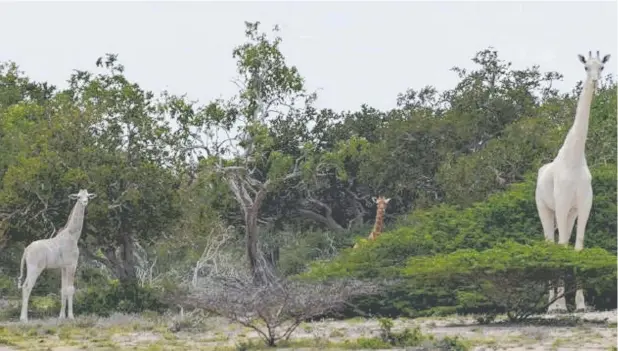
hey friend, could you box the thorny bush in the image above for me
[172,260,381,346]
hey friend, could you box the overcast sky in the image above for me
[1,1,616,112]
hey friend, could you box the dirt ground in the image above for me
[0,310,615,350]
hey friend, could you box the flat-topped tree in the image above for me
[535,50,610,313]
[17,189,96,322]
[181,22,315,284]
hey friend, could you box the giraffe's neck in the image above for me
[556,77,595,167]
[60,202,86,243]
[368,208,385,240]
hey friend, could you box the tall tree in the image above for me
[65,54,184,283]
[181,22,315,283]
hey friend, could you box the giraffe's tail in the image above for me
[16,249,26,289]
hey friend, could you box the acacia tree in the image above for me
[181,22,316,283]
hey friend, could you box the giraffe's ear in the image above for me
[578,54,586,64]
[384,198,391,203]
[68,194,79,200]
[602,54,611,63]
[88,193,97,199]
[371,196,377,203]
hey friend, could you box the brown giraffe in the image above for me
[353,196,391,249]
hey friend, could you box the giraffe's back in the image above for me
[26,239,78,269]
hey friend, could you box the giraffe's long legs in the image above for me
[574,185,593,312]
[59,268,67,319]
[66,264,77,319]
[20,264,43,322]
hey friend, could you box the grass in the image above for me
[0,310,614,350]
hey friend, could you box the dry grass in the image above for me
[0,310,614,350]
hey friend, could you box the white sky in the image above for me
[0,1,616,113]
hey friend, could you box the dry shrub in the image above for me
[174,258,380,346]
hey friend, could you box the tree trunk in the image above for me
[118,232,137,284]
[225,174,272,285]
[265,246,280,272]
[102,232,138,284]
[245,207,262,284]
[297,209,346,234]
[0,219,9,252]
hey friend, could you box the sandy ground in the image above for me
[0,310,615,350]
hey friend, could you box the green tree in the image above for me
[437,78,616,206]
[0,62,57,250]
[181,22,315,282]
[63,54,185,283]
[403,241,617,321]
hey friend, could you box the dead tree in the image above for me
[175,258,381,347]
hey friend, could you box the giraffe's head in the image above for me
[69,189,97,206]
[372,196,391,213]
[578,51,610,83]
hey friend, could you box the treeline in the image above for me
[0,21,615,318]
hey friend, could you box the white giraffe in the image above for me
[17,189,96,322]
[535,51,610,313]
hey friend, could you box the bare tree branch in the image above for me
[170,259,382,346]
[191,223,236,287]
[107,183,138,211]
[30,190,58,238]
[81,246,116,273]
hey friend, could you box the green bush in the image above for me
[278,229,357,277]
[0,273,12,297]
[0,293,61,320]
[308,164,616,280]
[354,337,391,349]
[377,317,426,346]
[434,336,470,351]
[30,294,61,317]
[403,241,617,321]
[74,279,167,316]
[353,317,470,350]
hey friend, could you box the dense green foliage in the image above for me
[302,166,617,316]
[0,21,615,319]
[404,241,616,321]
[304,163,617,278]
